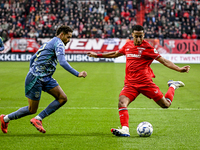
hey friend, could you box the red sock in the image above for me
[165,87,175,103]
[119,107,129,127]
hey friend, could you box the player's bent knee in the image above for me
[156,97,171,109]
[58,95,68,105]
[28,105,38,114]
[118,96,130,108]
[118,101,126,107]
[62,95,68,102]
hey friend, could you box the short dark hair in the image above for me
[56,25,73,36]
[132,25,144,33]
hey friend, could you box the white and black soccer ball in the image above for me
[137,121,153,137]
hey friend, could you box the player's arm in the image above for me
[0,44,4,51]
[87,51,123,58]
[157,56,190,73]
[57,55,87,78]
[0,46,4,51]
[0,38,4,51]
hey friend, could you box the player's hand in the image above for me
[87,52,97,58]
[78,71,87,78]
[180,65,190,73]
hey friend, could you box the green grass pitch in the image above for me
[0,62,200,150]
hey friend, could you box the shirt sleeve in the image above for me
[55,41,79,77]
[55,42,65,56]
[118,43,127,55]
[0,46,4,51]
[0,38,4,51]
[57,55,79,77]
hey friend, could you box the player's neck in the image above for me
[134,40,144,46]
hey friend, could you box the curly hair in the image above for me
[56,25,73,36]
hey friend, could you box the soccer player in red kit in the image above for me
[87,25,190,137]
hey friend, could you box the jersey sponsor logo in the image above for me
[137,47,146,50]
[126,47,144,58]
[127,54,141,58]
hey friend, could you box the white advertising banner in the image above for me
[0,53,200,63]
[158,54,200,63]
[114,54,200,63]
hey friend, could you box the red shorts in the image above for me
[119,82,163,102]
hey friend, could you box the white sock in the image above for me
[122,126,129,133]
[170,84,176,90]
[4,115,10,122]
[35,115,42,121]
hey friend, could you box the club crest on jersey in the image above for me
[138,49,143,55]
[137,47,145,55]
[35,92,40,98]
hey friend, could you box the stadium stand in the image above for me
[143,0,200,40]
[0,0,200,43]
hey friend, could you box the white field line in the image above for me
[0,107,199,111]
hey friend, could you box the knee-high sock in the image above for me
[38,100,62,120]
[165,87,175,104]
[8,106,32,120]
[119,107,129,127]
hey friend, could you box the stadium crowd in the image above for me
[143,0,200,40]
[0,0,200,43]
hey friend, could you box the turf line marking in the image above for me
[0,107,199,111]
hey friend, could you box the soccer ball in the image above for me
[137,121,153,137]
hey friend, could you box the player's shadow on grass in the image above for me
[0,133,155,138]
[0,132,110,137]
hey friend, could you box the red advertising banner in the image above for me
[64,38,163,54]
[11,38,40,53]
[10,38,200,54]
[38,38,161,54]
[163,39,200,54]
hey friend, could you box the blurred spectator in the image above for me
[72,27,79,38]
[1,30,8,42]
[196,25,200,39]
[29,4,35,13]
[28,27,38,38]
[182,31,188,39]
[191,30,197,39]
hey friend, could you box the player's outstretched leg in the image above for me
[111,128,130,137]
[0,114,9,133]
[30,118,46,133]
[164,80,185,105]
[168,80,185,89]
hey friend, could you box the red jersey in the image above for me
[118,40,161,85]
